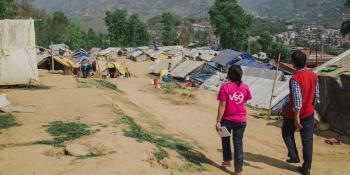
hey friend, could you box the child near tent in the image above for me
[216,65,252,175]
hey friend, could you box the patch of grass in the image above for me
[120,115,192,151]
[0,114,18,130]
[120,115,210,171]
[153,148,168,163]
[92,79,119,92]
[35,121,91,147]
[26,85,51,90]
[77,80,91,88]
[0,85,51,91]
[76,151,116,159]
[161,83,178,94]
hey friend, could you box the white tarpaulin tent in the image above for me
[0,19,38,85]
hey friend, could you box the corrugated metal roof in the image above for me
[212,49,242,66]
[171,60,205,78]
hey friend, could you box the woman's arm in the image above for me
[216,101,226,131]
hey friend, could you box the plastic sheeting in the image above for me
[0,20,38,85]
[0,94,10,108]
[170,60,204,79]
[212,49,243,67]
[242,66,283,80]
[201,72,290,110]
[149,58,182,74]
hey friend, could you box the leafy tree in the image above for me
[249,41,262,54]
[341,0,350,35]
[0,0,17,19]
[105,9,128,47]
[257,31,274,53]
[209,0,252,51]
[105,10,150,47]
[161,12,178,46]
[127,14,150,46]
[62,22,87,50]
[269,42,291,62]
[85,28,99,49]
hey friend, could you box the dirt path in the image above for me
[112,60,350,175]
[0,60,349,175]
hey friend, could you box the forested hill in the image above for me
[242,0,350,28]
[30,0,350,30]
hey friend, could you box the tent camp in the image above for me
[0,19,38,85]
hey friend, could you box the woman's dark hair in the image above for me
[227,65,243,86]
[291,50,307,69]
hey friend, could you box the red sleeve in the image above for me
[217,85,227,102]
[245,86,252,101]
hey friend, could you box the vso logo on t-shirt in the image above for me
[229,91,244,104]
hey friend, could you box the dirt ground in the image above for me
[0,60,349,175]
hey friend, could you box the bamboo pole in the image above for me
[269,54,281,117]
[50,42,54,71]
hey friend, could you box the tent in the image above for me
[201,72,290,110]
[212,49,243,68]
[170,60,205,79]
[0,19,38,85]
[315,49,350,134]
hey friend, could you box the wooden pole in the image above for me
[50,42,55,71]
[269,54,281,117]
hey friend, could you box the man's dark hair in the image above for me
[291,50,307,69]
[227,65,243,86]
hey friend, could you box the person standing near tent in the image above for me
[282,50,320,175]
[215,65,252,175]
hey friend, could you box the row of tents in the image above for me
[141,47,289,114]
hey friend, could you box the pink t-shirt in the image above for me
[217,82,252,122]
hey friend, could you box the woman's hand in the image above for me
[215,122,221,132]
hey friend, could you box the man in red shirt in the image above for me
[282,51,319,175]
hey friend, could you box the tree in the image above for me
[257,31,274,53]
[341,0,350,35]
[62,22,87,50]
[161,12,178,46]
[249,41,262,54]
[209,0,252,50]
[105,9,128,47]
[86,28,99,49]
[0,0,17,19]
[127,14,150,46]
[269,42,291,62]
[105,10,150,47]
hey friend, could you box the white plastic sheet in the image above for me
[0,20,38,85]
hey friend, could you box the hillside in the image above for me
[30,0,215,31]
[243,0,350,28]
[30,0,350,31]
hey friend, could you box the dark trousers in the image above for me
[282,115,314,170]
[221,119,246,172]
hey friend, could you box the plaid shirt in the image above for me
[290,69,320,112]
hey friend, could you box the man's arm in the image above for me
[314,81,320,105]
[291,80,303,129]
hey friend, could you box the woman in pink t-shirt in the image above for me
[215,65,252,175]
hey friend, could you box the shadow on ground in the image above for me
[267,119,350,145]
[244,152,297,172]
